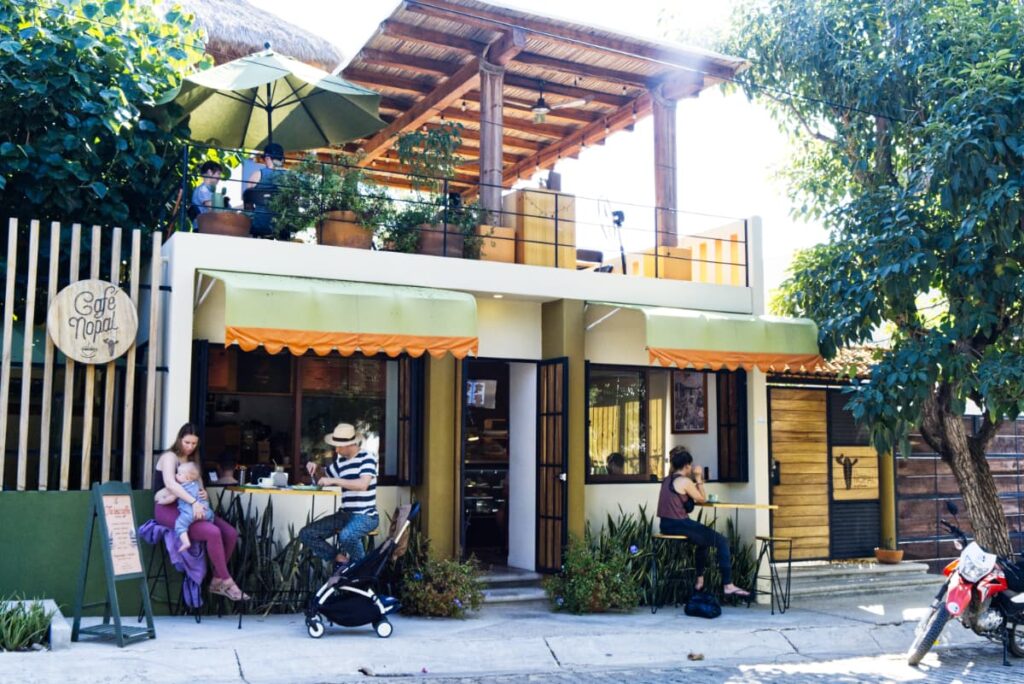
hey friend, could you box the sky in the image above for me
[246,0,827,294]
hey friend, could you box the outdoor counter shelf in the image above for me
[697,501,779,531]
[223,485,341,521]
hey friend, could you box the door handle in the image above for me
[558,473,567,482]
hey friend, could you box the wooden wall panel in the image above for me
[770,387,829,560]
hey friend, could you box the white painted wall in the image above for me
[476,299,542,360]
[208,485,409,547]
[507,362,537,570]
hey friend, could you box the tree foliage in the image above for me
[729,0,1024,554]
[0,0,208,228]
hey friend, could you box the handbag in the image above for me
[684,591,721,619]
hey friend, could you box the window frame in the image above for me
[585,362,659,484]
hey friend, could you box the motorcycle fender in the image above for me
[945,577,972,617]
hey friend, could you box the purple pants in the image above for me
[155,502,238,580]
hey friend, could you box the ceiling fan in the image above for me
[505,82,590,123]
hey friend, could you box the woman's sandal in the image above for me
[210,578,250,602]
[723,586,753,606]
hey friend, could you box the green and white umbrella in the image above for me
[168,48,385,151]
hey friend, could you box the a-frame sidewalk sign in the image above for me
[71,481,155,646]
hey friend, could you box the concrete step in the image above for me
[787,573,943,600]
[481,585,549,605]
[781,561,931,581]
[480,570,544,590]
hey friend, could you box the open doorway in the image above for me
[461,359,537,570]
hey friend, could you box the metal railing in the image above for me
[178,144,750,287]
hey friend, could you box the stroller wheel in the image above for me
[307,617,325,639]
[373,619,393,639]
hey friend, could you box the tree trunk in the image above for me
[919,387,1013,557]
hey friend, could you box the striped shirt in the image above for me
[327,450,378,516]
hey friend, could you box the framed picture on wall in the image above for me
[671,370,708,434]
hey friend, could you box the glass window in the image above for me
[587,366,648,479]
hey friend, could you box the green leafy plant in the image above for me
[546,506,756,612]
[0,598,54,651]
[378,197,435,253]
[394,122,464,194]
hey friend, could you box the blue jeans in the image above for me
[299,510,378,563]
[660,517,732,586]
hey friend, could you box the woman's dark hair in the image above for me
[263,142,284,161]
[669,446,693,472]
[170,423,201,462]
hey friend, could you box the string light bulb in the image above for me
[461,100,467,112]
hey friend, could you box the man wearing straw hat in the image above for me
[299,423,379,571]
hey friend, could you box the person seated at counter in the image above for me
[606,452,625,476]
[298,423,379,572]
[657,446,750,599]
[208,452,238,486]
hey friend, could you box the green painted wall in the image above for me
[0,491,170,616]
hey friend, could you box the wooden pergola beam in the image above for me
[379,19,488,54]
[356,57,482,165]
[655,72,706,100]
[514,51,649,88]
[358,47,465,77]
[422,122,544,153]
[404,0,741,80]
[504,73,629,107]
[502,93,652,185]
[484,27,526,66]
[440,107,571,140]
[344,67,435,95]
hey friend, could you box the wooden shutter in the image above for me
[716,370,748,482]
[396,355,424,485]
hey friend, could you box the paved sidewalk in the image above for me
[1,585,995,684]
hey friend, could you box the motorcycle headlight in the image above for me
[958,543,996,583]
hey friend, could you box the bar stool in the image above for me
[755,535,793,615]
[648,534,695,614]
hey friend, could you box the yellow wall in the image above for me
[541,299,586,539]
[415,355,458,557]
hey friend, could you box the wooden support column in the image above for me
[478,59,505,222]
[652,85,678,247]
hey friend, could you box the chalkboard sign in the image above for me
[71,482,155,647]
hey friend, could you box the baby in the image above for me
[156,461,215,552]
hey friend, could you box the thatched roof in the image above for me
[173,0,345,71]
[773,345,882,382]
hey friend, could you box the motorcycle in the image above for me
[907,501,1024,666]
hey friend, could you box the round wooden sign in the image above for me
[46,279,139,364]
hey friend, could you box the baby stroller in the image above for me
[304,502,420,639]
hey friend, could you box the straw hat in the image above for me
[324,423,360,447]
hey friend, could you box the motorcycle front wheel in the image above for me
[1010,622,1024,658]
[908,604,951,666]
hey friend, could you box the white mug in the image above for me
[258,476,275,487]
[271,471,288,487]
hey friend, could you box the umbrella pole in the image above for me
[266,83,273,146]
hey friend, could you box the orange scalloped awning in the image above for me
[648,348,824,372]
[201,270,477,359]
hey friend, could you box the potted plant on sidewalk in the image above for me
[874,538,904,564]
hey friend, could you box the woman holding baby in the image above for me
[153,423,248,601]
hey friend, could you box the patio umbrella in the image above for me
[167,48,385,151]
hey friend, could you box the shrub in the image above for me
[0,598,53,651]
[399,555,484,618]
[544,536,641,613]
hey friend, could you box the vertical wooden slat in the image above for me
[121,230,141,485]
[79,225,101,489]
[100,227,122,482]
[143,232,163,489]
[38,222,61,490]
[16,221,40,490]
[59,224,82,490]
[0,218,19,488]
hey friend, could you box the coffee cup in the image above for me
[258,476,275,488]
[708,493,719,503]
[272,471,288,487]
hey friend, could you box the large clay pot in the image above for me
[417,223,463,258]
[318,210,373,249]
[196,211,251,237]
[874,547,904,564]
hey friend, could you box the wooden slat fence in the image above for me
[0,218,165,491]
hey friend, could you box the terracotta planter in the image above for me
[196,211,251,237]
[874,547,904,564]
[318,210,373,249]
[417,223,463,258]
